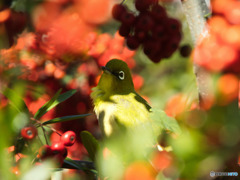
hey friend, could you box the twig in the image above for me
[44,125,62,136]
[40,126,49,145]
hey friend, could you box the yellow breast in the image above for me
[91,87,150,137]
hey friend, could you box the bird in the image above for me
[91,59,181,141]
[91,59,152,137]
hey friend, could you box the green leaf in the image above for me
[63,158,97,174]
[34,89,62,120]
[47,89,77,110]
[11,0,43,13]
[150,108,182,135]
[1,87,29,114]
[42,114,91,125]
[34,89,77,120]
[81,131,100,161]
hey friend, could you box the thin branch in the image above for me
[44,125,62,136]
[40,126,49,145]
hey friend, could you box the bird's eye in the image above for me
[118,71,125,80]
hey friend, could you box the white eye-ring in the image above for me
[118,71,125,80]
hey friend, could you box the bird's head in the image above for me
[98,59,134,95]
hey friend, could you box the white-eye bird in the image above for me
[91,59,152,137]
[91,59,181,138]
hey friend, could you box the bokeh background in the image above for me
[0,0,239,179]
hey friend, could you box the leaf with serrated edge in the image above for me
[150,108,181,135]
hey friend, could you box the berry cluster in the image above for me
[20,125,76,166]
[39,130,76,165]
[112,0,182,63]
[194,0,240,73]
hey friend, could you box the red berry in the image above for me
[165,17,181,33]
[112,4,127,20]
[61,131,76,146]
[134,30,147,42]
[136,14,154,31]
[39,145,53,159]
[51,145,67,166]
[150,4,167,22]
[120,12,136,25]
[51,142,65,155]
[179,44,192,57]
[173,31,182,42]
[149,54,162,63]
[135,0,158,12]
[135,0,150,11]
[53,153,65,167]
[143,40,162,62]
[126,36,140,50]
[152,25,165,40]
[21,126,37,140]
[119,24,131,37]
[162,39,179,58]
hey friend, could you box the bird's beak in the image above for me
[101,66,112,74]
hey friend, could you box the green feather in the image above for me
[91,59,180,138]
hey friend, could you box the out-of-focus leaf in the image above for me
[63,158,97,174]
[81,131,100,161]
[1,88,29,114]
[42,114,91,125]
[21,160,55,180]
[14,138,25,154]
[34,89,62,120]
[11,0,27,12]
[150,108,181,135]
[11,0,43,13]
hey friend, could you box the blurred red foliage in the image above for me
[194,0,240,73]
[217,73,239,105]
[165,93,198,118]
[0,0,145,163]
[151,151,172,172]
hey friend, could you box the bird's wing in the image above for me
[111,92,151,127]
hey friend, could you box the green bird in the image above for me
[91,59,152,137]
[91,59,181,138]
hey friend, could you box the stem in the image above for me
[44,125,62,136]
[37,134,44,146]
[40,126,49,145]
[180,0,213,109]
[31,118,49,145]
[120,0,126,5]
[31,152,40,165]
